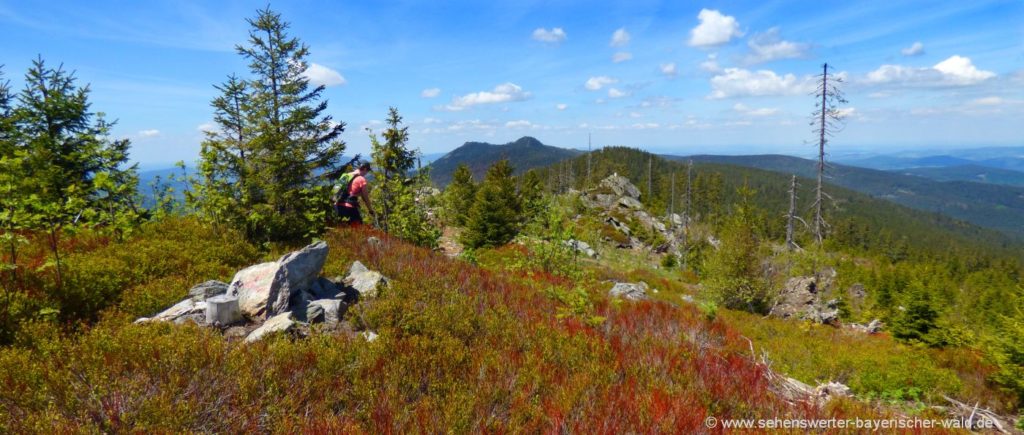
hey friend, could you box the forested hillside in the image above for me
[671,154,1024,240]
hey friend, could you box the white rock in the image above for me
[228,261,285,320]
[609,282,649,301]
[344,261,388,299]
[245,312,296,343]
[361,330,379,342]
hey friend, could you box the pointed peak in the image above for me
[512,136,544,148]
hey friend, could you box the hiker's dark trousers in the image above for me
[335,204,363,225]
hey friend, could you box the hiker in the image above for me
[333,162,376,225]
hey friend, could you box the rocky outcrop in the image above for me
[609,282,650,301]
[600,174,641,199]
[563,239,598,258]
[846,319,883,334]
[583,175,684,258]
[136,242,388,344]
[770,275,840,325]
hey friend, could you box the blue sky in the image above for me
[1,0,1022,167]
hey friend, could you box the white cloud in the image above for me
[505,120,533,128]
[631,122,660,129]
[636,96,677,108]
[608,88,630,98]
[585,76,618,91]
[865,55,995,86]
[745,28,807,64]
[556,103,568,110]
[610,27,630,47]
[733,103,779,116]
[970,96,1003,106]
[708,67,814,99]
[302,63,346,87]
[901,42,924,57]
[612,52,633,63]
[440,82,530,111]
[197,122,216,133]
[138,129,160,137]
[660,62,677,77]
[532,27,567,43]
[835,107,857,119]
[421,88,441,98]
[688,9,743,48]
[422,117,442,124]
[700,53,721,72]
[933,55,996,84]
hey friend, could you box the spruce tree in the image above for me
[702,185,771,313]
[13,57,139,287]
[369,107,438,247]
[443,163,476,226]
[462,159,521,249]
[196,7,346,242]
[519,169,544,218]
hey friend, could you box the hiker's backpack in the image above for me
[331,172,357,204]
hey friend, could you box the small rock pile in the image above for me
[136,241,388,343]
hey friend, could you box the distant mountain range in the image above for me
[671,154,1024,239]
[893,165,1024,187]
[427,136,581,186]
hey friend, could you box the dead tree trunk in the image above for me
[810,62,847,246]
[786,175,802,251]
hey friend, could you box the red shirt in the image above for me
[342,175,367,208]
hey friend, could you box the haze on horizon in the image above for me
[1,0,1021,167]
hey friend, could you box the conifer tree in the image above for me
[13,58,139,287]
[443,163,476,226]
[462,159,521,249]
[0,66,27,330]
[369,107,438,247]
[519,169,544,218]
[195,7,346,242]
[702,185,771,313]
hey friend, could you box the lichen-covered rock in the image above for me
[617,197,643,210]
[344,261,389,299]
[600,174,641,199]
[277,241,329,300]
[227,261,285,320]
[309,299,344,326]
[563,239,598,258]
[771,276,840,325]
[609,282,649,301]
[188,280,228,302]
[245,312,296,343]
[227,241,329,320]
[136,298,205,324]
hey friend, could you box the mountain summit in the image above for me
[428,136,580,186]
